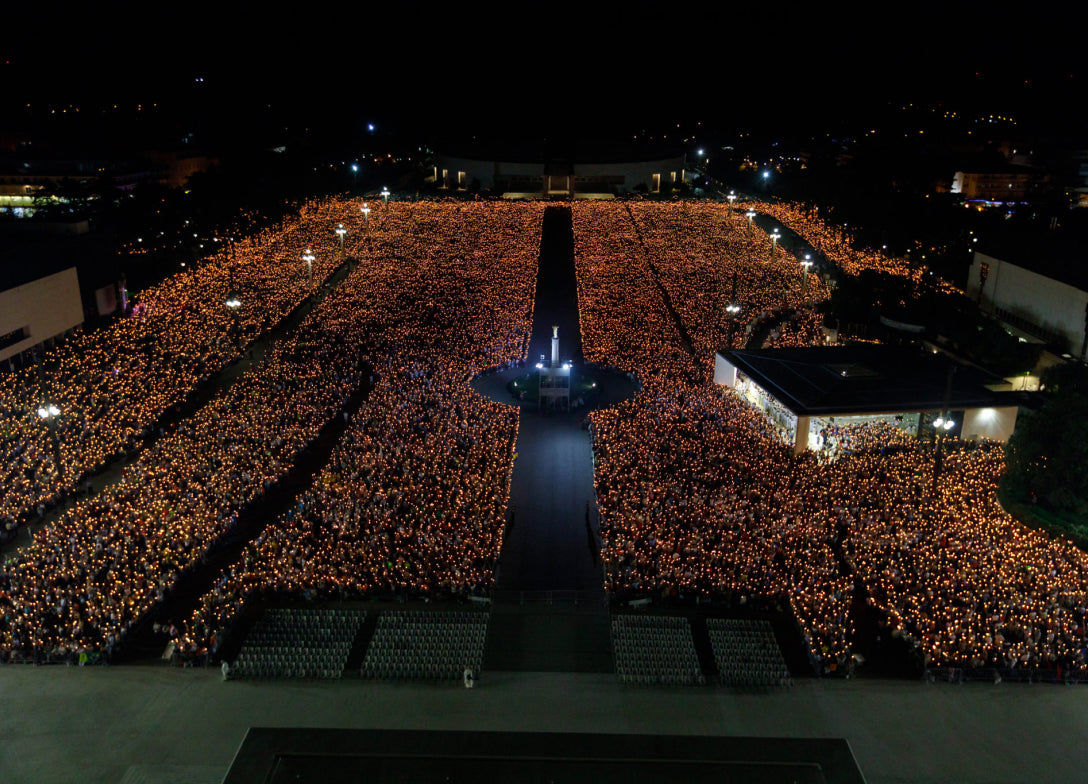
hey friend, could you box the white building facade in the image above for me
[0,267,84,366]
[966,251,1088,353]
[434,154,686,197]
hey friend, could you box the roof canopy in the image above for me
[722,346,1005,416]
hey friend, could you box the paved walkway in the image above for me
[1,664,1084,784]
[472,206,634,595]
[470,206,637,674]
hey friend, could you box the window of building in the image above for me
[0,326,30,351]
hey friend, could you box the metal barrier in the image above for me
[925,666,1088,685]
[491,589,608,607]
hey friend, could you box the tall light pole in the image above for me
[335,224,346,258]
[381,186,390,204]
[302,249,315,285]
[932,363,958,491]
[801,255,814,300]
[225,297,241,346]
[770,229,781,258]
[745,211,757,268]
[727,190,737,218]
[351,163,358,191]
[360,202,371,230]
[725,302,741,346]
[36,403,63,477]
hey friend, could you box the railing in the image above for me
[491,589,608,607]
[925,666,1088,685]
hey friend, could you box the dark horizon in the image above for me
[3,4,1084,149]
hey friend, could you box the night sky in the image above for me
[2,3,1084,144]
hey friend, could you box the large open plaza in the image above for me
[2,195,1086,781]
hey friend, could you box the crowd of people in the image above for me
[0,275,369,660]
[177,201,542,658]
[574,200,1088,675]
[839,445,1088,674]
[4,197,1086,679]
[569,202,830,383]
[590,383,856,666]
[0,197,364,540]
[740,199,958,295]
[815,419,919,461]
[625,201,829,348]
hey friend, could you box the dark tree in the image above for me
[1003,364,1088,519]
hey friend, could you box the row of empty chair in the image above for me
[708,618,792,687]
[361,610,488,681]
[229,608,365,679]
[612,615,703,686]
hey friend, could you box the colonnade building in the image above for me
[434,141,687,198]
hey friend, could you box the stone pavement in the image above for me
[0,663,1084,784]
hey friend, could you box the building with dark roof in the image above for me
[714,346,1019,454]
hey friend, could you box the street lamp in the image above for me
[36,403,63,476]
[745,209,757,236]
[224,297,241,346]
[727,190,737,215]
[801,255,814,298]
[360,202,371,230]
[381,186,391,204]
[933,416,954,431]
[335,223,346,256]
[725,303,741,347]
[351,163,358,190]
[931,362,958,490]
[770,229,781,257]
[302,249,315,284]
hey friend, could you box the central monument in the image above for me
[537,325,571,411]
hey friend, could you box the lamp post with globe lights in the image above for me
[801,255,814,300]
[932,364,958,489]
[224,296,242,346]
[36,403,63,478]
[302,249,315,285]
[335,224,346,258]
